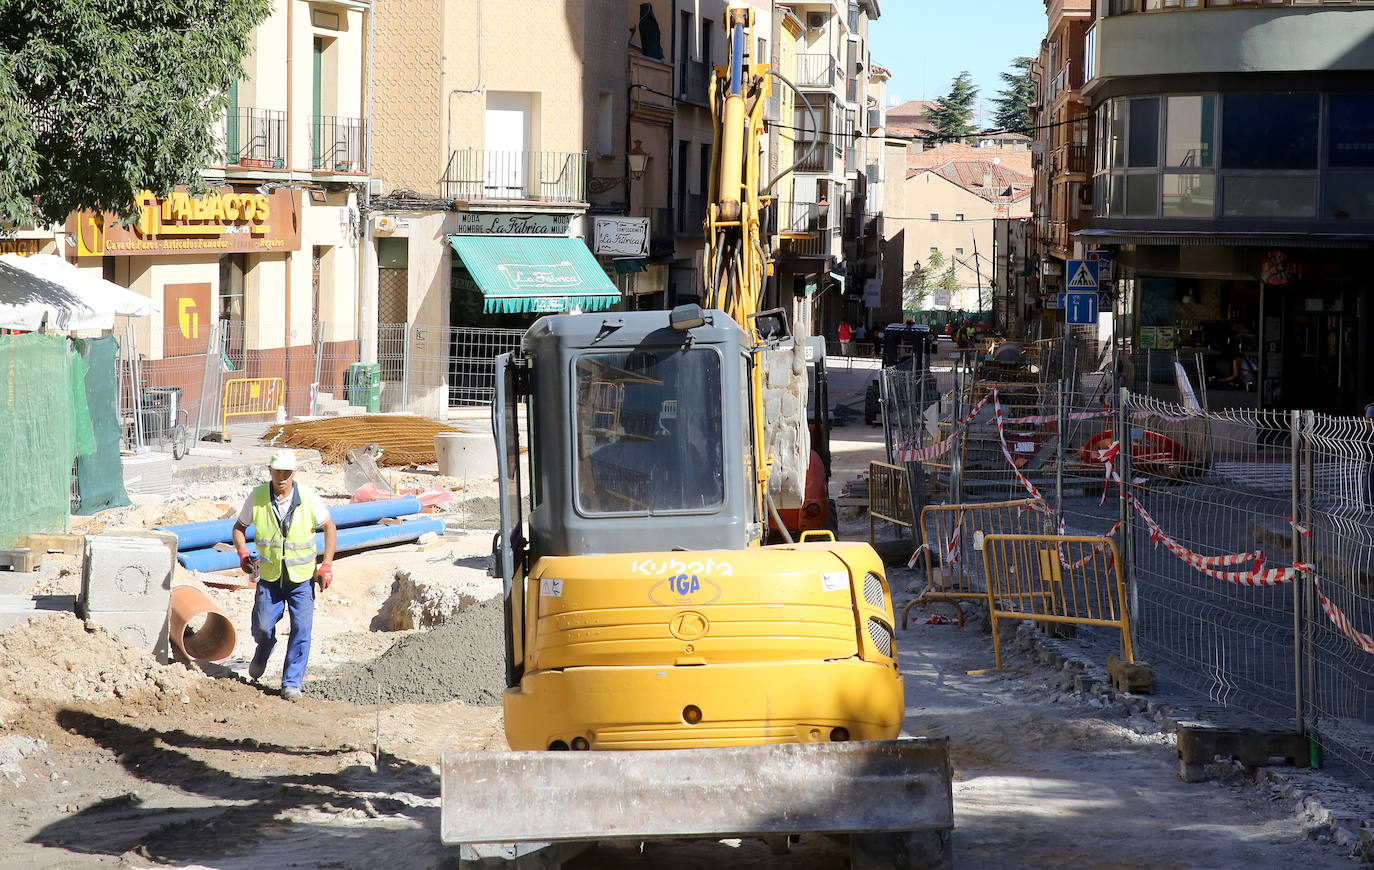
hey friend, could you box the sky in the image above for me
[867,0,1048,125]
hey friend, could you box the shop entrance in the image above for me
[1265,285,1358,414]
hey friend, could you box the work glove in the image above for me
[316,562,333,589]
[238,549,257,575]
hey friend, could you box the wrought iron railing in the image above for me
[224,107,286,169]
[440,149,587,202]
[310,115,365,172]
[679,59,710,105]
[676,193,706,237]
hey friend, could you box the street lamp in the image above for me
[627,140,650,180]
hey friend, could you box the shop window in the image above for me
[1222,176,1317,218]
[1127,98,1159,168]
[1221,93,1318,170]
[1165,95,1214,167]
[1162,173,1215,217]
[1327,94,1374,169]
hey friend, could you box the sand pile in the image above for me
[372,570,480,631]
[0,612,203,725]
[307,596,505,706]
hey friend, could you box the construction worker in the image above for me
[232,449,337,700]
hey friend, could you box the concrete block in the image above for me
[96,529,179,570]
[0,595,77,633]
[85,609,169,663]
[80,535,173,615]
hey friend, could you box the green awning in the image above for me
[448,234,620,314]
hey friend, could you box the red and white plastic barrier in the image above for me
[893,394,990,463]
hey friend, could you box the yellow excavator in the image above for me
[440,5,952,867]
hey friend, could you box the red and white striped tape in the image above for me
[1314,575,1374,654]
[1001,408,1114,425]
[893,394,991,463]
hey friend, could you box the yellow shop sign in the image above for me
[71,187,301,257]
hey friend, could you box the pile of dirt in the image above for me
[371,569,481,631]
[306,596,505,706]
[265,416,464,466]
[0,613,203,726]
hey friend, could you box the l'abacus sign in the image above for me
[69,187,302,257]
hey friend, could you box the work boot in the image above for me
[281,686,303,701]
[248,650,268,681]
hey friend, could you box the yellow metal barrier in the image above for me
[981,533,1134,670]
[901,498,1049,627]
[868,461,913,546]
[221,377,284,435]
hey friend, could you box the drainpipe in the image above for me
[284,0,294,405]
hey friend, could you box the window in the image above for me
[1127,98,1159,168]
[575,348,725,514]
[954,248,964,256]
[1222,93,1318,170]
[1223,176,1317,218]
[929,247,939,257]
[955,213,964,221]
[1328,94,1374,168]
[929,213,939,221]
[1162,174,1215,217]
[1165,95,1214,167]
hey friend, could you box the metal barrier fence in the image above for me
[881,355,1374,787]
[868,461,913,546]
[403,326,525,408]
[221,377,283,434]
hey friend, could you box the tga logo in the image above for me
[649,573,722,607]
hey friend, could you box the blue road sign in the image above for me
[1066,259,1099,289]
[1065,290,1099,324]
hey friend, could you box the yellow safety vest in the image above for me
[251,483,319,586]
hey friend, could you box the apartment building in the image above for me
[368,0,624,416]
[1029,0,1093,334]
[1081,0,1374,413]
[771,0,883,336]
[66,0,371,417]
[899,144,1032,315]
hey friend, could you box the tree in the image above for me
[926,72,978,145]
[992,57,1036,135]
[0,0,271,227]
[902,257,934,312]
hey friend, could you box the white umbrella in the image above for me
[0,253,158,331]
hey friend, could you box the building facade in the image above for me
[1081,0,1374,413]
[65,0,371,420]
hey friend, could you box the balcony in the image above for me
[310,116,365,173]
[1064,144,1089,175]
[679,59,710,106]
[676,193,707,237]
[796,54,839,89]
[844,146,857,175]
[795,138,833,173]
[223,107,286,169]
[440,149,587,202]
[1046,59,1083,105]
[782,201,828,235]
[866,105,882,132]
[845,75,859,104]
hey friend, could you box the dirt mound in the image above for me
[151,500,237,528]
[372,570,480,631]
[0,613,203,726]
[307,596,504,706]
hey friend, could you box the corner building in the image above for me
[1082,1,1374,413]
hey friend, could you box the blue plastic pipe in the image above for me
[158,497,425,551]
[175,516,446,572]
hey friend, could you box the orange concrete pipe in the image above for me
[169,585,237,662]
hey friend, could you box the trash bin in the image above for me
[141,386,183,441]
[347,363,382,413]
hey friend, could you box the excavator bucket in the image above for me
[440,738,952,848]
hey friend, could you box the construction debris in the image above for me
[265,415,465,466]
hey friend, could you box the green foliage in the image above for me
[902,260,931,311]
[926,72,978,144]
[992,57,1035,136]
[0,0,271,226]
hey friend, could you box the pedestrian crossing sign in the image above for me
[1066,259,1098,289]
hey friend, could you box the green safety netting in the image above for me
[0,334,96,547]
[74,335,130,515]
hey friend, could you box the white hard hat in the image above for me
[268,449,298,471]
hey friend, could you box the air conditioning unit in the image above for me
[375,214,398,233]
[807,12,826,30]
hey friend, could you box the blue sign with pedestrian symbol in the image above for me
[1066,259,1098,290]
[1064,290,1098,324]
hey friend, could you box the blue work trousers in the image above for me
[251,579,315,688]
